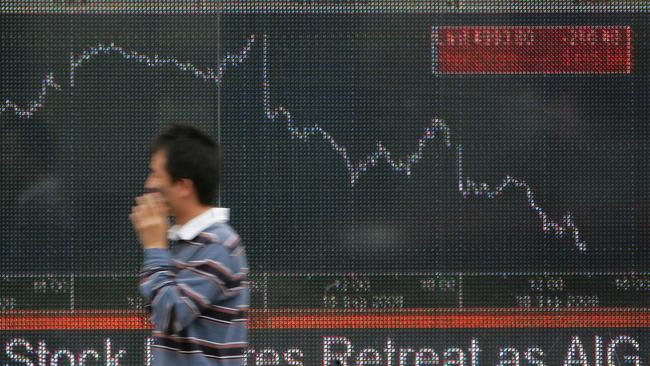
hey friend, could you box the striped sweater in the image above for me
[139,208,249,365]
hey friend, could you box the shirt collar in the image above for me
[167,207,230,241]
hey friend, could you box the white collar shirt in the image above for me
[167,207,230,241]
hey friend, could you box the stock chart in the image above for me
[1,1,649,365]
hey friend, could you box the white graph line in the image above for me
[1,33,586,250]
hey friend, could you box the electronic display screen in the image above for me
[1,2,648,365]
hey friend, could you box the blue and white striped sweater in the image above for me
[139,222,249,366]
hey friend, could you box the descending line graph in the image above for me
[0,33,586,251]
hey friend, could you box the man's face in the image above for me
[144,150,175,212]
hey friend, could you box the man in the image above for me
[131,123,249,365]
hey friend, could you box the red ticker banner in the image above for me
[432,26,633,74]
[1,309,649,330]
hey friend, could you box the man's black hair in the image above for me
[151,123,222,205]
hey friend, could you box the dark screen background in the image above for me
[1,8,648,365]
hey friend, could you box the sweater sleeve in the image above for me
[139,245,245,334]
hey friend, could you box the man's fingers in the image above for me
[135,194,156,219]
[151,193,169,215]
[131,193,169,235]
[130,205,145,222]
[135,195,145,206]
[130,209,140,227]
[129,214,139,227]
[138,193,165,212]
[140,192,168,217]
[131,205,153,223]
[139,195,153,219]
[131,201,166,229]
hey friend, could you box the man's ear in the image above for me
[177,178,195,198]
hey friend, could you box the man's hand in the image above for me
[130,193,170,249]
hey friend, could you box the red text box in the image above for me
[432,26,632,74]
